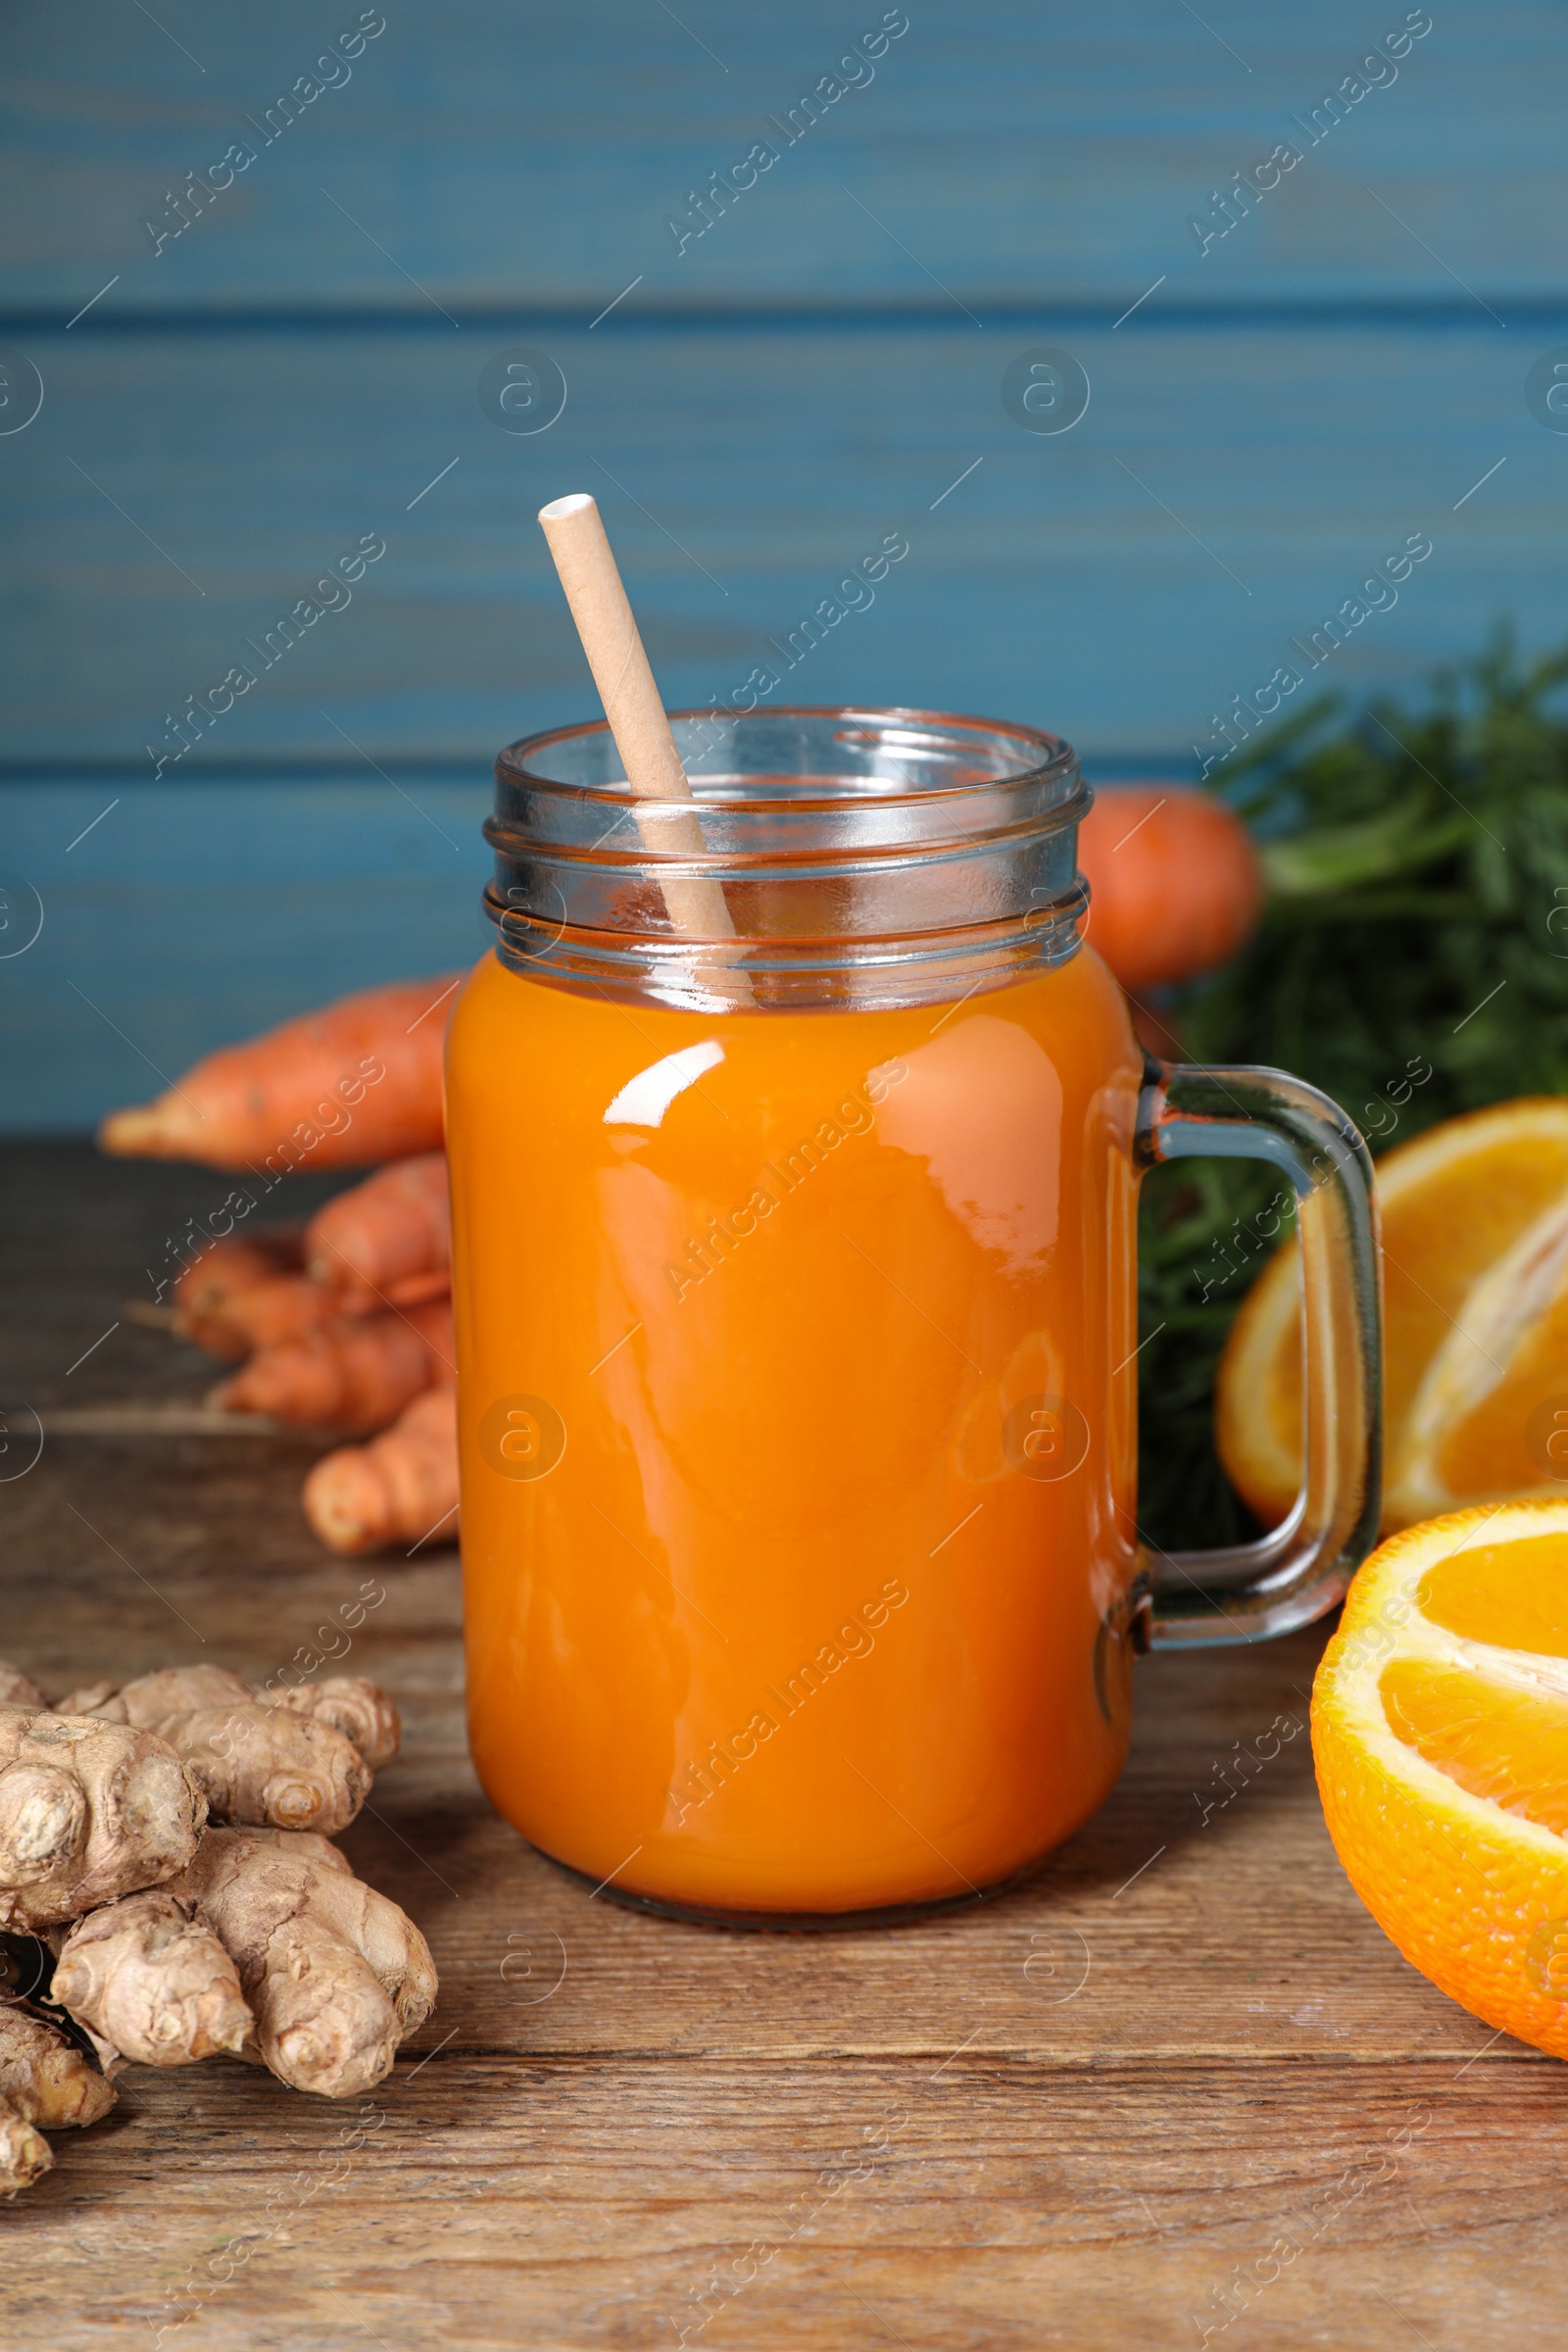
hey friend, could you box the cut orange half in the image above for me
[1217,1099,1568,1534]
[1313,1500,1568,2055]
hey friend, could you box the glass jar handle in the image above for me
[1133,1060,1383,1648]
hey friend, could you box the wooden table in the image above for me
[4,1142,1564,2348]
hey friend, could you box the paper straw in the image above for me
[537,493,736,942]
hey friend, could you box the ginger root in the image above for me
[269,1677,401,1772]
[166,1828,436,2097]
[0,1657,435,2185]
[0,1665,47,1709]
[52,1889,251,2068]
[55,1665,395,1838]
[0,1997,118,2196]
[0,1705,206,1933]
[49,1829,436,2097]
[0,2096,50,2196]
[0,1997,118,2127]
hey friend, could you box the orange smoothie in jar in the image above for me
[448,938,1143,1918]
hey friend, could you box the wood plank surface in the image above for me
[9,307,1555,1131]
[2,1,1560,308]
[0,319,1546,769]
[0,781,492,1132]
[3,1141,1565,2346]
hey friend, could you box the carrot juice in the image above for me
[448,935,1144,1917]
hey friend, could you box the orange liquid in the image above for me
[447,945,1144,1915]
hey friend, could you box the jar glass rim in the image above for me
[485,705,1089,1010]
[495,705,1079,813]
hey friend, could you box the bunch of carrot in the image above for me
[99,786,1260,1558]
[102,982,464,1558]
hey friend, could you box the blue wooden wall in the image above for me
[2,1,1564,1127]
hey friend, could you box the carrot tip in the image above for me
[303,1459,382,1555]
[98,1102,177,1156]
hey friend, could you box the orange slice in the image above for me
[1217,1100,1568,1534]
[1392,1195,1568,1524]
[1313,1501,1568,2052]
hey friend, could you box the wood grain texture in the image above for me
[0,1,1560,308]
[1,320,1549,770]
[2,1143,1564,2346]
[7,2058,1568,2349]
[0,781,491,1132]
[2,305,1553,1127]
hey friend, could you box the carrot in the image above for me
[306,1154,451,1306]
[213,1300,454,1435]
[181,1271,369,1362]
[97,974,461,1174]
[1076,786,1264,997]
[173,1227,304,1331]
[303,1386,459,1557]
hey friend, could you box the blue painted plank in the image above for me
[0,319,1557,770]
[0,780,491,1134]
[0,2,1559,309]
